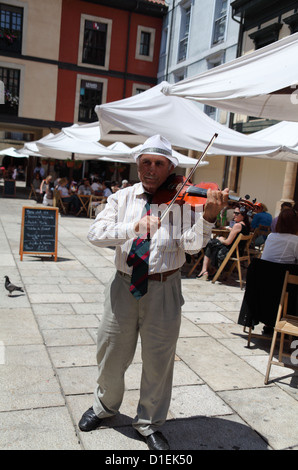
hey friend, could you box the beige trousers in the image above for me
[93,270,183,436]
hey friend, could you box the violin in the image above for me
[153,174,259,214]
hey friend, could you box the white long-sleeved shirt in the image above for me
[88,182,214,274]
[261,232,298,264]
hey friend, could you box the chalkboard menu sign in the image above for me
[20,206,58,261]
[3,179,16,197]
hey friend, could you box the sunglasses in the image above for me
[234,212,241,215]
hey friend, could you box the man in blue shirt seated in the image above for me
[251,202,272,246]
[251,203,272,229]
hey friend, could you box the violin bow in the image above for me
[159,132,218,222]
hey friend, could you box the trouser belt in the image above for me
[117,268,179,282]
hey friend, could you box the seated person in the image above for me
[120,179,130,189]
[197,206,250,279]
[251,202,272,229]
[57,177,80,213]
[251,202,272,246]
[69,180,78,193]
[259,208,298,334]
[33,162,45,179]
[91,177,103,195]
[271,201,292,232]
[102,180,112,198]
[93,181,113,217]
[111,181,120,193]
[78,178,92,195]
[262,207,298,264]
[32,172,42,194]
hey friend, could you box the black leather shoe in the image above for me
[78,407,102,432]
[146,431,170,450]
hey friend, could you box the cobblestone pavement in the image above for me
[0,193,297,451]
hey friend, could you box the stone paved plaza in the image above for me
[0,193,298,451]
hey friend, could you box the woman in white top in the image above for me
[262,208,298,264]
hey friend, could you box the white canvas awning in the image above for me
[95,82,290,159]
[251,121,298,151]
[62,122,101,142]
[249,121,298,162]
[0,147,29,158]
[35,131,127,160]
[19,133,55,156]
[161,33,298,122]
[27,128,201,168]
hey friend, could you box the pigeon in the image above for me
[4,276,24,296]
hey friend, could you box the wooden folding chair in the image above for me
[211,233,253,288]
[264,271,298,384]
[88,195,105,218]
[53,189,69,215]
[29,184,41,202]
[249,225,271,258]
[187,249,204,277]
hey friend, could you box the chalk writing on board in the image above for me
[20,207,58,261]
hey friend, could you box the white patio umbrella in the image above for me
[0,147,29,158]
[34,127,205,168]
[19,133,55,156]
[95,82,285,158]
[161,32,298,122]
[35,131,130,160]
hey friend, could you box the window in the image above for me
[78,15,112,70]
[136,26,155,62]
[178,4,191,62]
[0,66,20,115]
[212,0,227,45]
[83,20,107,66]
[132,83,150,95]
[79,79,103,123]
[174,69,186,82]
[249,23,282,50]
[0,3,23,53]
[204,57,222,120]
[140,31,151,56]
[204,104,217,120]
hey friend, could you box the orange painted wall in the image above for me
[56,0,163,122]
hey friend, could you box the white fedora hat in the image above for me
[134,135,178,167]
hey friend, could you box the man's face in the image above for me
[137,154,174,194]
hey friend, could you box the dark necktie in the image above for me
[127,195,152,299]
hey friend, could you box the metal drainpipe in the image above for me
[123,11,132,98]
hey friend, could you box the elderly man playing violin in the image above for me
[79,135,229,450]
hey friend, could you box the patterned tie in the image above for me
[127,195,152,299]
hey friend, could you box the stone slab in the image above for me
[0,407,81,450]
[0,345,65,411]
[177,336,266,391]
[219,387,298,450]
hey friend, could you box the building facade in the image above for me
[158,0,297,215]
[157,0,242,203]
[0,0,166,180]
[230,0,298,212]
[158,0,239,125]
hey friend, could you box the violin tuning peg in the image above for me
[252,198,256,204]
[245,194,250,200]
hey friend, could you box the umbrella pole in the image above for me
[69,153,74,181]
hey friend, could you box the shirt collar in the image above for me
[135,182,150,197]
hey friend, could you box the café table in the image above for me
[77,194,92,216]
[212,227,230,238]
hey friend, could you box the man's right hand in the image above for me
[134,215,161,238]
